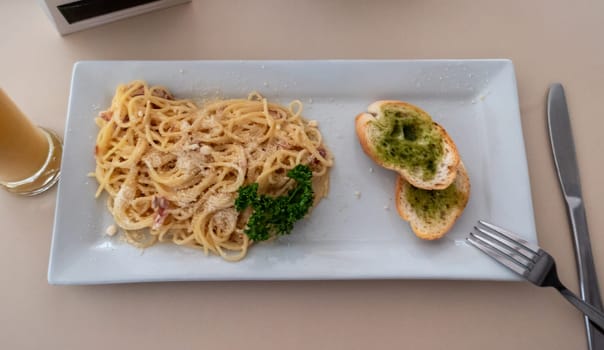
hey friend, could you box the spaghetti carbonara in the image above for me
[93,80,333,261]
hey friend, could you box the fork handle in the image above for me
[559,287,604,332]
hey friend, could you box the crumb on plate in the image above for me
[105,224,118,237]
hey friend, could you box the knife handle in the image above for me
[567,198,603,308]
[566,198,604,350]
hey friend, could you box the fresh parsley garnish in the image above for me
[235,164,314,242]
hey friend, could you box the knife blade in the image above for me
[548,83,604,350]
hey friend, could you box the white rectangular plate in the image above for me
[49,60,536,284]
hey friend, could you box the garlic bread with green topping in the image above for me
[395,162,470,240]
[355,101,459,190]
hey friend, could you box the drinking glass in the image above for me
[0,88,62,195]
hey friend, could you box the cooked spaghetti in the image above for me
[93,80,333,261]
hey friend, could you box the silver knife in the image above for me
[548,83,604,350]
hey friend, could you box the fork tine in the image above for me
[474,226,537,263]
[472,228,535,269]
[466,235,528,277]
[478,220,540,253]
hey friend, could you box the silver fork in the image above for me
[467,220,604,331]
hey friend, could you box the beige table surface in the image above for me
[1,1,604,349]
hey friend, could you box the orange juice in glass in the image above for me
[0,88,61,195]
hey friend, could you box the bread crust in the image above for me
[355,100,460,190]
[395,162,470,240]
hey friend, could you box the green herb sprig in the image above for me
[235,164,314,242]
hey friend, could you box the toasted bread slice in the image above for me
[395,162,470,240]
[355,100,459,190]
